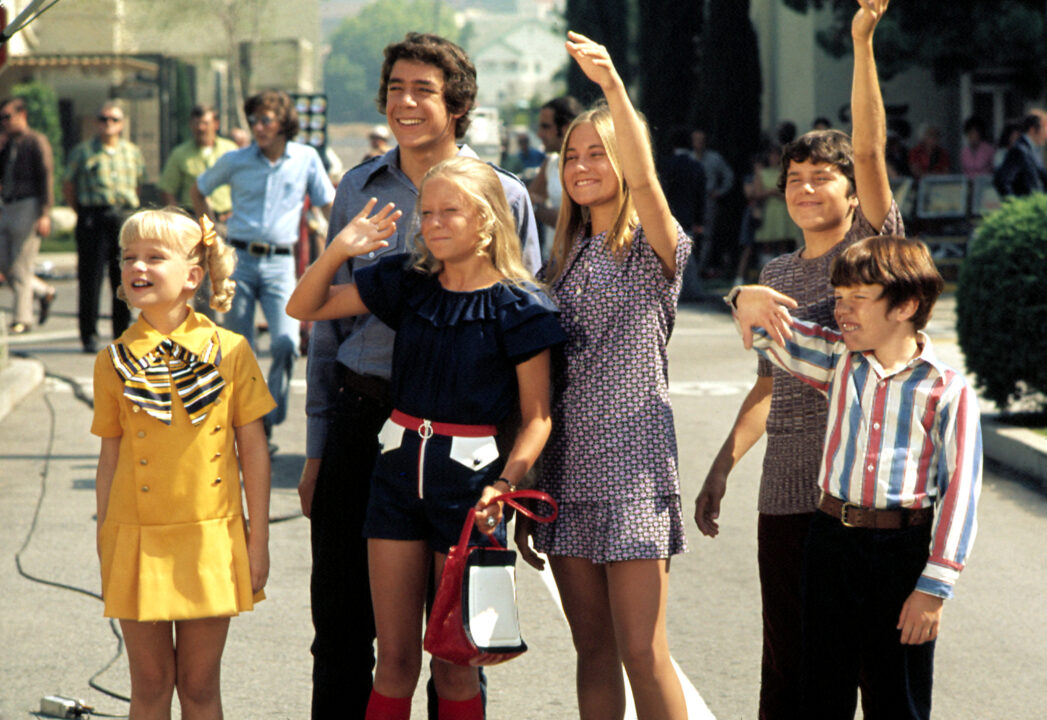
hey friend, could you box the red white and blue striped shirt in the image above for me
[752,320,982,599]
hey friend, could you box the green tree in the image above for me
[10,81,64,197]
[697,0,761,174]
[635,0,703,157]
[783,0,1046,95]
[323,0,460,124]
[564,0,633,106]
[136,0,278,129]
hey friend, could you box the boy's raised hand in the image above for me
[565,31,621,90]
[733,285,799,349]
[853,0,889,41]
[330,197,400,260]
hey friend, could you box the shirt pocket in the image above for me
[377,418,404,454]
[85,157,109,184]
[448,436,500,471]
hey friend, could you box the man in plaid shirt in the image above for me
[63,100,145,353]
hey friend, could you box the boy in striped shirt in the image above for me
[731,234,982,719]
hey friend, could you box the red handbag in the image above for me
[423,489,558,667]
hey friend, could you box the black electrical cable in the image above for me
[12,360,131,713]
[13,354,305,716]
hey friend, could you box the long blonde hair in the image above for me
[118,208,237,312]
[545,104,641,284]
[410,156,533,284]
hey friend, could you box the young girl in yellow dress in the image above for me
[91,209,275,719]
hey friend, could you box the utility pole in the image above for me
[0,0,62,46]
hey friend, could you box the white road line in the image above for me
[668,380,750,397]
[0,329,78,346]
[672,326,737,337]
[533,556,716,719]
[53,378,748,399]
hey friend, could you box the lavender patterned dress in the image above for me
[533,222,691,562]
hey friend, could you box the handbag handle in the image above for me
[482,489,558,524]
[455,489,558,552]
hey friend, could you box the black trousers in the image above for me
[75,206,130,348]
[310,382,391,718]
[757,512,814,720]
[801,510,935,720]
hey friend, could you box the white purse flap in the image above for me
[466,563,523,648]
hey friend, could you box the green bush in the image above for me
[956,193,1047,410]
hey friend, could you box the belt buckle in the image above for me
[418,419,434,440]
[248,242,270,257]
[840,502,861,528]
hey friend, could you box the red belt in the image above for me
[390,409,496,438]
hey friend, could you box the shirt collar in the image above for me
[251,140,292,162]
[860,331,942,378]
[361,143,480,189]
[122,310,219,358]
[361,145,401,186]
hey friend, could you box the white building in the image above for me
[466,13,568,108]
[0,0,323,177]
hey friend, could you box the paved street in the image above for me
[2,276,1045,719]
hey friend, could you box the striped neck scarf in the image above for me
[108,334,225,425]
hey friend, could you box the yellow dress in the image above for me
[91,311,275,622]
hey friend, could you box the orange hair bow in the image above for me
[199,215,217,247]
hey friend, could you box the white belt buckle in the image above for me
[418,419,434,439]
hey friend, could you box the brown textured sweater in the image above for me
[755,202,903,515]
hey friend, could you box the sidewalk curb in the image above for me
[981,415,1047,492]
[0,356,45,423]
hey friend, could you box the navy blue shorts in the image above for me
[363,416,507,553]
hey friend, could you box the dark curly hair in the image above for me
[244,90,299,141]
[376,33,476,139]
[777,129,855,194]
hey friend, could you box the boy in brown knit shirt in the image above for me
[693,1,899,717]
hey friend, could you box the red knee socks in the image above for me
[365,689,411,720]
[437,692,483,720]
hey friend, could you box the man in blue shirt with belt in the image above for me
[194,90,335,447]
[302,32,539,719]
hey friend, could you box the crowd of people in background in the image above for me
[5,52,1045,341]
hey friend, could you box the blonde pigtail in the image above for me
[197,215,238,313]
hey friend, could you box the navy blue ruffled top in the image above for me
[354,254,566,425]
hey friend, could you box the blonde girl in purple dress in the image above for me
[516,32,691,720]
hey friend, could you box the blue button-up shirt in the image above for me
[196,141,335,245]
[305,144,541,456]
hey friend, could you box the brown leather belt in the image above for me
[229,239,293,257]
[818,493,933,530]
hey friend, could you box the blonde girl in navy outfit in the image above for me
[287,156,565,720]
[92,209,275,719]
